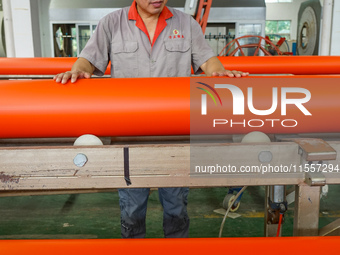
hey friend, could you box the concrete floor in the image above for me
[0,186,339,239]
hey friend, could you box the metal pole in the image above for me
[2,0,15,57]
[320,0,333,56]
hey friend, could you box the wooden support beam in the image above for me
[293,183,321,236]
[0,141,339,192]
[0,142,300,191]
[319,218,340,236]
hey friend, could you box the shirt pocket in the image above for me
[164,40,191,77]
[111,41,139,78]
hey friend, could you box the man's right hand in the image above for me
[54,57,95,84]
[54,71,92,84]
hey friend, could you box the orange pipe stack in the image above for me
[1,56,340,75]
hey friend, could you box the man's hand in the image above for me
[211,70,249,78]
[53,57,95,84]
[201,56,249,78]
[54,71,92,84]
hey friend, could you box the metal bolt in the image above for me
[73,153,88,167]
[280,203,287,213]
[258,151,273,163]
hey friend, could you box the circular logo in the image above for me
[173,29,179,35]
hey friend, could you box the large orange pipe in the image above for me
[1,237,339,255]
[0,77,190,138]
[0,56,340,75]
[0,76,339,138]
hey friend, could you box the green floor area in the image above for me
[0,186,339,239]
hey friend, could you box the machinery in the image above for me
[186,0,212,34]
[218,35,283,56]
[0,1,340,249]
[47,0,266,57]
[296,0,321,55]
[1,56,340,239]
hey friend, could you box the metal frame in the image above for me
[0,136,340,237]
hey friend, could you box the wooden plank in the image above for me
[293,183,321,236]
[0,142,300,190]
[319,218,340,236]
[0,141,339,191]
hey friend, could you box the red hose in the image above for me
[276,213,283,237]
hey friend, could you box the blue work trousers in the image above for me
[118,187,189,238]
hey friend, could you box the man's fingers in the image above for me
[225,70,249,78]
[71,73,80,83]
[61,72,72,84]
[211,70,249,78]
[83,72,91,79]
[54,73,65,83]
[232,70,241,78]
[54,71,90,84]
[53,72,71,84]
[223,70,235,77]
[70,71,91,83]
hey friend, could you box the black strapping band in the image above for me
[124,147,132,186]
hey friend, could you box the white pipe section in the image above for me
[2,0,16,57]
[320,0,333,56]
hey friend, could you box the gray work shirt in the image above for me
[79,5,215,78]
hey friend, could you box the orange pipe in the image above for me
[1,237,339,255]
[0,57,81,75]
[190,75,340,135]
[0,56,340,75]
[217,56,340,75]
[0,58,110,75]
[0,76,339,138]
[0,77,190,138]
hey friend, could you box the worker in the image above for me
[54,0,249,238]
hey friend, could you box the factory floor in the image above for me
[0,185,339,239]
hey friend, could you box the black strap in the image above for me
[124,147,132,186]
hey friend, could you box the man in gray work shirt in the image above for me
[55,0,248,238]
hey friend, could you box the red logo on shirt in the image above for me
[169,29,185,39]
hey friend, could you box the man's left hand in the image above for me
[211,70,249,78]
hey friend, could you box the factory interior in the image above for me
[1,0,340,254]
